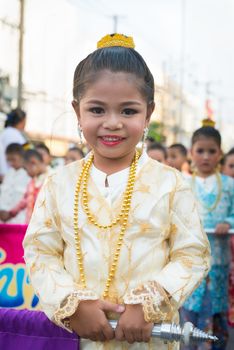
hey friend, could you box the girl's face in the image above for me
[6,153,23,170]
[191,137,222,176]
[24,157,45,177]
[222,154,234,178]
[65,150,83,165]
[73,70,154,169]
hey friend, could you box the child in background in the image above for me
[0,143,30,224]
[0,149,47,224]
[221,148,234,326]
[64,146,84,165]
[23,34,210,350]
[167,143,187,171]
[147,142,167,163]
[36,142,53,171]
[181,126,234,350]
[221,148,234,178]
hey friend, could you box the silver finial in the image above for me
[109,320,218,345]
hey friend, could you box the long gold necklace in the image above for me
[74,150,140,298]
[192,171,222,212]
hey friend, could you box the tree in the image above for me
[147,121,165,142]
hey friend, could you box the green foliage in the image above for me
[147,121,164,142]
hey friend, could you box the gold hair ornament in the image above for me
[97,33,135,49]
[202,118,216,128]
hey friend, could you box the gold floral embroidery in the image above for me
[124,281,174,323]
[170,251,193,269]
[139,222,153,233]
[136,183,151,193]
[44,218,52,228]
[170,224,177,235]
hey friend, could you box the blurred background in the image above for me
[0,0,234,156]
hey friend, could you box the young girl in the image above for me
[221,148,234,326]
[23,34,210,350]
[64,146,84,165]
[0,149,47,224]
[0,143,30,223]
[222,148,234,179]
[181,126,234,350]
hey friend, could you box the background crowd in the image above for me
[0,107,234,350]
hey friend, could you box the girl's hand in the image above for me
[69,299,125,342]
[115,304,153,344]
[215,223,231,235]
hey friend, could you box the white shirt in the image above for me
[0,126,26,150]
[0,142,7,176]
[0,167,30,223]
[90,151,149,205]
[0,127,26,175]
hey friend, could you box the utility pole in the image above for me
[17,0,25,109]
[110,15,126,33]
[177,0,186,142]
[112,15,118,33]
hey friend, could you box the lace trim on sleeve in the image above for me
[123,281,174,323]
[53,290,98,331]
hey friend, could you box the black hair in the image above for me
[73,45,154,104]
[36,142,51,155]
[5,108,26,128]
[146,136,155,143]
[24,149,43,163]
[169,143,187,157]
[221,148,234,165]
[191,126,221,148]
[147,142,167,158]
[67,146,84,158]
[5,143,24,156]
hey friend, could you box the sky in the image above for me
[0,0,234,148]
[70,0,234,146]
[69,0,234,122]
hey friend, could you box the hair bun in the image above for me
[97,33,135,49]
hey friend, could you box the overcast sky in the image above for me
[1,0,233,146]
[69,0,234,126]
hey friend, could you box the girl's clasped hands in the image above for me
[69,300,153,344]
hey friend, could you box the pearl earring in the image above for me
[141,127,149,151]
[77,124,83,145]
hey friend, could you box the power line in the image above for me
[0,17,19,30]
[18,0,25,109]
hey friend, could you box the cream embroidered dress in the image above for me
[23,152,210,350]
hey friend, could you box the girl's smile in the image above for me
[73,70,154,173]
[99,135,125,146]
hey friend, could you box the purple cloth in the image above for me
[0,308,79,350]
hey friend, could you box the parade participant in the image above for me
[64,146,84,165]
[221,148,234,327]
[181,125,234,350]
[0,143,30,223]
[0,108,27,176]
[221,148,234,178]
[147,142,167,163]
[167,143,187,171]
[0,149,47,224]
[36,142,53,170]
[23,33,210,350]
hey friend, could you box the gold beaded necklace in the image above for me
[192,171,222,212]
[73,150,140,298]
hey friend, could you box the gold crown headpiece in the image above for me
[202,118,216,128]
[97,33,135,49]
